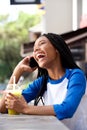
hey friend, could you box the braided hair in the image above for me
[34,33,80,105]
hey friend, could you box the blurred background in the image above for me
[0,1,87,130]
[0,0,87,88]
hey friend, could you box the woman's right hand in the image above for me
[8,56,37,84]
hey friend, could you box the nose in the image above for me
[33,48,39,60]
[33,46,41,53]
[33,47,41,59]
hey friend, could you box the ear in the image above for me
[56,49,58,53]
[56,50,60,56]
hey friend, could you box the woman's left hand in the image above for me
[5,93,29,114]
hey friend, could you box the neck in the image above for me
[47,66,65,80]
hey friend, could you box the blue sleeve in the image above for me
[22,76,43,103]
[53,69,86,120]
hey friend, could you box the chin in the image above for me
[39,63,46,69]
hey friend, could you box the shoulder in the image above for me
[67,68,86,89]
[67,68,86,80]
[31,76,44,87]
[23,76,44,93]
[71,68,85,74]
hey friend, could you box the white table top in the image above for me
[0,114,69,130]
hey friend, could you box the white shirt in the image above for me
[43,78,68,105]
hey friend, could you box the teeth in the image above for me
[37,54,40,57]
[37,54,45,58]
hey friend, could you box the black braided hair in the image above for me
[43,33,80,69]
[34,68,48,105]
[34,33,80,105]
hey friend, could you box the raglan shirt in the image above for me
[22,68,86,120]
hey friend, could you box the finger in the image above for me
[5,93,15,102]
[7,92,18,99]
[5,99,10,109]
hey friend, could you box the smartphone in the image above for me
[29,57,38,68]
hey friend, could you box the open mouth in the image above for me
[37,54,45,61]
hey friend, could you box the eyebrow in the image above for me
[38,39,46,43]
[33,39,47,50]
[35,39,46,46]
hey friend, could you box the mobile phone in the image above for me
[29,57,38,68]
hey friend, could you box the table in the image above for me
[0,114,69,130]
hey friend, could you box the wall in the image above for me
[44,0,73,34]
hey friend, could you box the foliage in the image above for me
[0,12,41,83]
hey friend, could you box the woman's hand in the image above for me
[5,92,55,116]
[14,56,37,75]
[5,93,29,114]
[8,56,37,84]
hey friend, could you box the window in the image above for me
[10,0,41,4]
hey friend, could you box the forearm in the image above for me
[8,72,21,84]
[8,57,34,84]
[8,66,23,84]
[24,105,56,116]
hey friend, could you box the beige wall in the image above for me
[44,0,73,34]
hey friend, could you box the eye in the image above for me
[39,41,46,46]
[39,42,43,45]
[33,40,46,52]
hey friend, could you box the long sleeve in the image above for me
[22,76,43,103]
[53,69,86,120]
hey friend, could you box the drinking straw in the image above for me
[13,76,16,90]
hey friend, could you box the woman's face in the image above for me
[33,36,59,68]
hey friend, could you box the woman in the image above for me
[0,33,86,120]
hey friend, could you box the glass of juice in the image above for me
[6,84,22,115]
